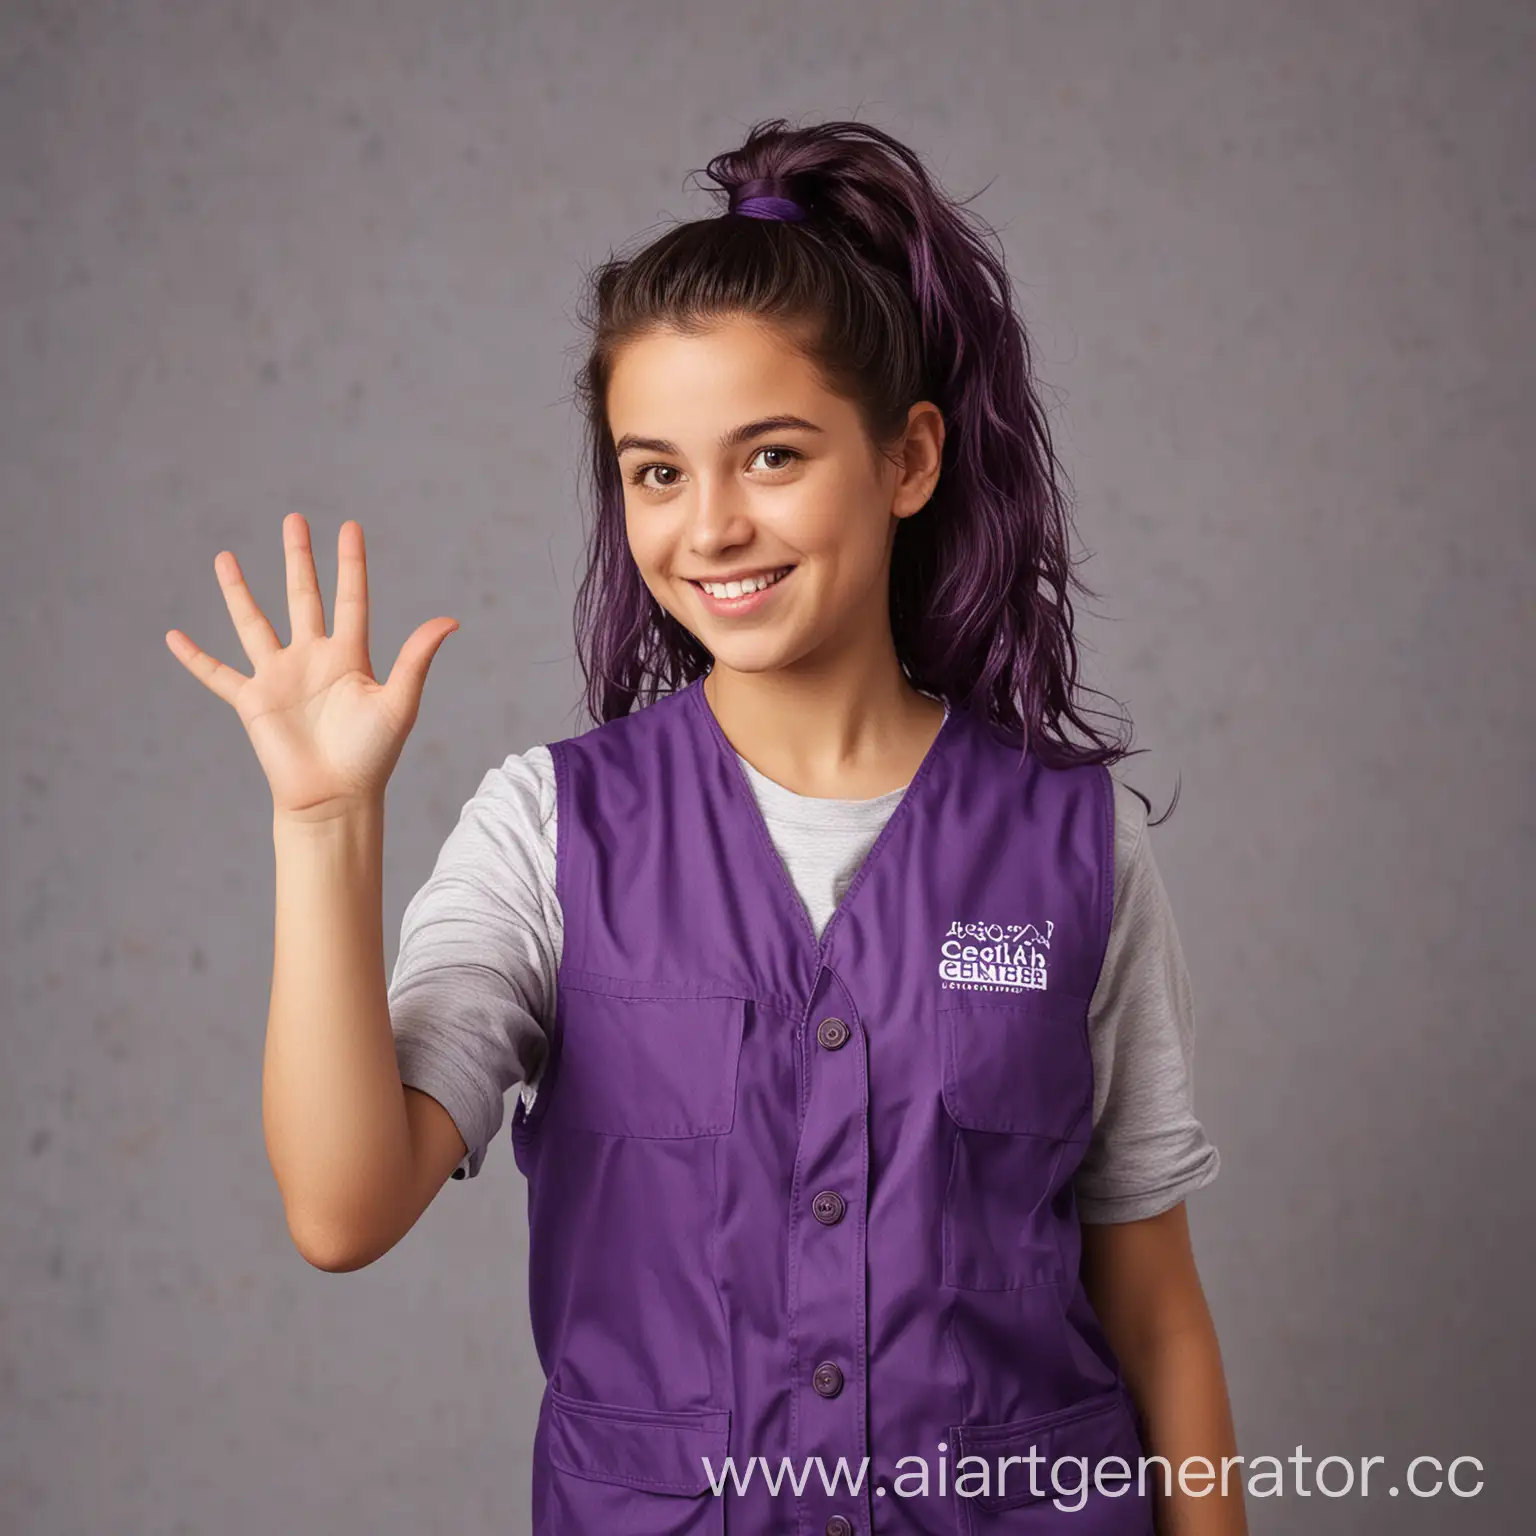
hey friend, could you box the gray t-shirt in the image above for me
[388,742,1221,1223]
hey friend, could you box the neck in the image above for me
[702,651,945,800]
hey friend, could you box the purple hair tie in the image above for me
[729,178,809,222]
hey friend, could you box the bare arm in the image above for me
[1082,1205,1249,1536]
[166,513,461,1271]
[265,802,469,1270]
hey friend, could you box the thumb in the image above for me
[383,618,460,721]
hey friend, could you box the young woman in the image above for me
[169,118,1244,1535]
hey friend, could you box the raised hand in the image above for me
[166,514,458,822]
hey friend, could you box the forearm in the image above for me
[263,799,413,1268]
[1119,1312,1248,1536]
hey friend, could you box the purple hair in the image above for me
[569,116,1170,819]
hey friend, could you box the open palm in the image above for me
[166,515,458,821]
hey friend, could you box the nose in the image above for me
[684,474,755,556]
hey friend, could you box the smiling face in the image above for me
[608,315,941,681]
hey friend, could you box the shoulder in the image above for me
[1095,771,1186,1011]
[470,742,556,817]
[418,744,559,882]
[545,694,699,827]
[1107,773,1151,914]
[511,743,557,831]
[548,690,694,769]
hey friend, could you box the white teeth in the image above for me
[698,567,790,599]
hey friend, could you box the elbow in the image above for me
[271,1157,418,1272]
[286,1211,380,1274]
[296,1238,369,1274]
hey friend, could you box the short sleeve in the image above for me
[1075,777,1222,1223]
[388,745,561,1180]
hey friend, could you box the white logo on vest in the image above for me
[938,919,1054,993]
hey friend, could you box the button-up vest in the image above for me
[511,676,1155,1534]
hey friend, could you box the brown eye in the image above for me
[628,463,681,491]
[627,446,802,494]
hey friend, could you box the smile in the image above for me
[690,566,794,599]
[687,565,795,615]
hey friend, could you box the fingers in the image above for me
[382,617,459,719]
[214,549,282,665]
[331,519,369,653]
[284,512,327,643]
[164,628,248,708]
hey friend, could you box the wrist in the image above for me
[273,796,385,839]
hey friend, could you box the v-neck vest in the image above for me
[512,677,1154,1535]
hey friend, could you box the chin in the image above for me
[702,634,807,678]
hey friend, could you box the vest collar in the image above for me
[684,674,961,968]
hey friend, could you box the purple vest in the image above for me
[512,677,1154,1535]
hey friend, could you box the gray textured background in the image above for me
[3,2,1532,1533]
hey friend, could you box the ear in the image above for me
[891,401,945,521]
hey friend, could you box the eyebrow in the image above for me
[613,414,826,458]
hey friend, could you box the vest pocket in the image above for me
[950,1385,1153,1531]
[543,982,747,1138]
[939,992,1093,1291]
[538,1383,731,1535]
[940,990,1092,1140]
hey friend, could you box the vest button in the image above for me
[811,1189,846,1225]
[825,1518,854,1536]
[812,1360,844,1398]
[816,1016,850,1049]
